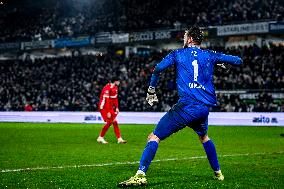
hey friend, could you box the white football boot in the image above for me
[97,136,108,144]
[214,170,224,181]
[118,172,147,187]
[117,137,127,144]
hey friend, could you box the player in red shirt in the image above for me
[97,77,127,144]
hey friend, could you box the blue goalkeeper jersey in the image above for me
[150,47,243,106]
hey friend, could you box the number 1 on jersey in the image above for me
[192,60,198,81]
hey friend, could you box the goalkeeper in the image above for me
[118,26,243,187]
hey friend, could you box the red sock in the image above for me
[113,121,121,138]
[100,122,112,137]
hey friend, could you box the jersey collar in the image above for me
[188,44,200,49]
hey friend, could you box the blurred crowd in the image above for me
[0,44,283,112]
[213,44,284,90]
[0,0,283,42]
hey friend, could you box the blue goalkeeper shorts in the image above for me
[153,100,209,140]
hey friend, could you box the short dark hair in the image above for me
[185,26,204,45]
[110,76,120,83]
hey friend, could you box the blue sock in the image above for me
[202,140,220,171]
[138,141,159,173]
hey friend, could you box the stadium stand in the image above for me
[0,0,283,112]
[0,44,283,112]
[0,0,283,42]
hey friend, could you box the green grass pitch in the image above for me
[0,122,283,188]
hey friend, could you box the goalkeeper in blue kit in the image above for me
[118,26,243,187]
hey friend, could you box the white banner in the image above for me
[154,31,171,40]
[21,40,53,50]
[131,32,154,41]
[95,32,112,43]
[208,112,283,126]
[217,22,269,36]
[112,33,129,43]
[0,112,283,126]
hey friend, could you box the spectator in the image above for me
[24,103,33,111]
[0,44,283,112]
[0,0,283,42]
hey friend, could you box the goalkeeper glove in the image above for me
[216,63,227,69]
[216,63,232,73]
[146,86,158,106]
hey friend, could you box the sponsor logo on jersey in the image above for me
[189,83,206,90]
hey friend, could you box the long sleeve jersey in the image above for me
[98,83,119,110]
[150,47,243,106]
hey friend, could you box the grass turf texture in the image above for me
[0,123,283,188]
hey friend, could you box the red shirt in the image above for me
[98,83,119,111]
[24,104,33,111]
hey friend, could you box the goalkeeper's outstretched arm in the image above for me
[149,51,176,87]
[214,52,242,72]
[146,51,176,106]
[215,53,243,66]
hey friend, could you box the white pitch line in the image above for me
[1,151,283,173]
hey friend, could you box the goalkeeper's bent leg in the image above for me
[138,134,160,173]
[202,139,220,171]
